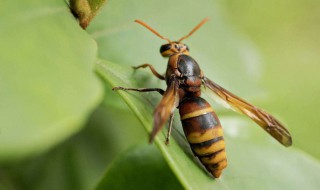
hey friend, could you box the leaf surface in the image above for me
[0,0,103,161]
[96,60,320,190]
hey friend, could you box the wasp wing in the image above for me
[203,77,292,147]
[150,76,179,143]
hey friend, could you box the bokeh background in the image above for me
[224,0,320,159]
[1,0,319,189]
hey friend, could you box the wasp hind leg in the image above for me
[112,86,165,95]
[165,113,174,145]
[133,64,165,80]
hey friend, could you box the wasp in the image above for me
[113,18,292,178]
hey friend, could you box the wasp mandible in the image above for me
[113,18,292,178]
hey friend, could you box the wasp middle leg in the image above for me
[133,64,165,80]
[165,113,174,145]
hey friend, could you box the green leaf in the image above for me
[0,0,103,161]
[96,60,320,189]
[90,0,320,188]
[95,144,184,190]
[0,104,146,190]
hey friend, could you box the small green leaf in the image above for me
[95,144,184,190]
[0,0,103,161]
[69,0,108,29]
[96,60,320,189]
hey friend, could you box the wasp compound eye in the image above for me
[160,44,172,54]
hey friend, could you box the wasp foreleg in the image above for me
[132,64,165,80]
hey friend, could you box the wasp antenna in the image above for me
[178,18,210,42]
[135,20,171,43]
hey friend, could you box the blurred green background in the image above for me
[1,0,319,189]
[224,0,320,159]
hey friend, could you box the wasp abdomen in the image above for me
[179,97,227,178]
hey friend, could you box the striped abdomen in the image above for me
[179,97,227,178]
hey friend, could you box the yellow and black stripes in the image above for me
[180,107,214,120]
[179,97,227,178]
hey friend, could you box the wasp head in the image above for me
[135,18,208,58]
[160,42,190,57]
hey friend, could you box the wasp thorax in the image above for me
[160,42,189,57]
